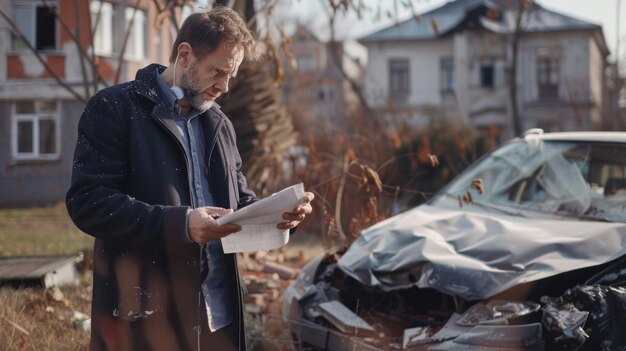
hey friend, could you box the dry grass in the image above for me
[0,202,93,350]
[0,278,92,351]
[0,202,93,257]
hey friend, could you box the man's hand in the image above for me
[278,192,315,230]
[188,207,242,245]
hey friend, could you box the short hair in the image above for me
[168,6,260,63]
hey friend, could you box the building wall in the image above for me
[0,101,82,206]
[0,0,11,81]
[364,39,453,109]
[462,31,508,128]
[518,31,591,105]
[0,0,91,82]
[589,35,606,130]
[518,31,595,132]
[364,34,508,128]
[0,0,173,206]
[465,32,508,88]
[364,28,603,136]
[282,29,359,139]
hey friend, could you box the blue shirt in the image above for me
[155,70,232,332]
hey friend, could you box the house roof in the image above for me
[292,24,322,43]
[359,0,603,44]
[481,3,601,34]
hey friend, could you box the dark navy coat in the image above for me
[66,64,255,350]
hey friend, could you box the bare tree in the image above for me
[208,0,300,196]
[508,0,535,136]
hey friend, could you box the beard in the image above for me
[180,64,214,112]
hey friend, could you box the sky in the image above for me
[283,0,626,65]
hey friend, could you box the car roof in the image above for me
[524,131,626,143]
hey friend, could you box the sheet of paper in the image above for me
[219,183,305,253]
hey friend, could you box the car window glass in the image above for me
[440,140,626,223]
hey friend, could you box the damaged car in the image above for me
[283,131,626,350]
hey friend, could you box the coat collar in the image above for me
[134,64,165,103]
[133,64,228,153]
[134,63,225,120]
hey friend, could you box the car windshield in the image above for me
[436,137,626,223]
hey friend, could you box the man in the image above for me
[66,6,313,351]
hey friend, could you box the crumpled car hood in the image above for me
[337,203,626,300]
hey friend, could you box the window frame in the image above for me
[296,55,316,71]
[12,0,59,52]
[11,101,61,161]
[318,84,334,101]
[479,61,495,88]
[389,58,411,98]
[440,57,455,92]
[90,1,115,56]
[536,48,560,100]
[124,7,148,61]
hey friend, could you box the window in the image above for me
[296,55,316,71]
[125,7,148,60]
[537,48,559,99]
[480,62,494,88]
[442,140,626,222]
[12,101,60,160]
[90,1,115,55]
[318,85,333,101]
[90,4,147,59]
[389,58,410,97]
[440,57,455,92]
[12,1,58,51]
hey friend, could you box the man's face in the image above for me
[179,42,244,111]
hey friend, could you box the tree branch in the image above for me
[71,0,91,97]
[327,7,375,119]
[114,1,142,84]
[333,154,349,242]
[42,0,108,91]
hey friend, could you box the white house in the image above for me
[359,0,611,139]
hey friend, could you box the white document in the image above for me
[218,183,306,253]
